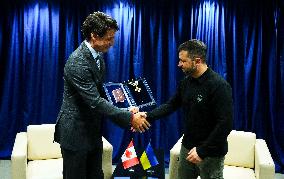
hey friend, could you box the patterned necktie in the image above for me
[96,56,101,70]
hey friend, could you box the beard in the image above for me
[184,65,197,76]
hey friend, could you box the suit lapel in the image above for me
[80,42,104,82]
[98,55,105,77]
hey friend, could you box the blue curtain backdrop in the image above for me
[0,0,284,173]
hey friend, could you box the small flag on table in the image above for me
[121,140,140,169]
[140,142,159,170]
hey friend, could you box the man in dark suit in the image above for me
[54,11,150,179]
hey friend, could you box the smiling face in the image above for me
[91,29,116,53]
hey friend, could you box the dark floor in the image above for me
[1,159,284,179]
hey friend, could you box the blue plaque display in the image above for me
[103,78,156,111]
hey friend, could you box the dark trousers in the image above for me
[178,145,224,179]
[61,146,104,179]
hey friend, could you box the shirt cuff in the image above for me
[196,146,207,159]
[130,112,134,126]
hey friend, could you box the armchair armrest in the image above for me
[11,132,28,179]
[169,135,183,179]
[102,137,113,179]
[255,139,275,179]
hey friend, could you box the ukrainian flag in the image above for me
[140,142,159,170]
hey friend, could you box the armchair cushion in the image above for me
[223,165,255,179]
[27,158,63,179]
[27,124,62,160]
[224,130,256,168]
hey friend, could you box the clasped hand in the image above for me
[129,106,150,133]
[186,147,202,164]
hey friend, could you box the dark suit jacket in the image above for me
[54,42,131,151]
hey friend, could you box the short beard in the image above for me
[184,66,197,76]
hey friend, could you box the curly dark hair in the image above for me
[81,11,119,40]
[178,39,207,63]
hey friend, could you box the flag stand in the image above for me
[127,167,135,173]
[146,169,155,175]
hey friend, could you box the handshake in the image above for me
[129,106,151,133]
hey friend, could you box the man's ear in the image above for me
[91,33,99,40]
[195,57,202,64]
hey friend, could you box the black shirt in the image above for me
[147,68,233,159]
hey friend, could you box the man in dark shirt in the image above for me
[147,39,233,179]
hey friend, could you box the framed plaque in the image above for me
[103,78,156,111]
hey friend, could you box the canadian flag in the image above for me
[121,140,140,169]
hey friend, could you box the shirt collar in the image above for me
[197,68,211,83]
[188,68,211,84]
[84,40,102,60]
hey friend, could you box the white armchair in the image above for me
[11,124,113,179]
[169,130,275,179]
